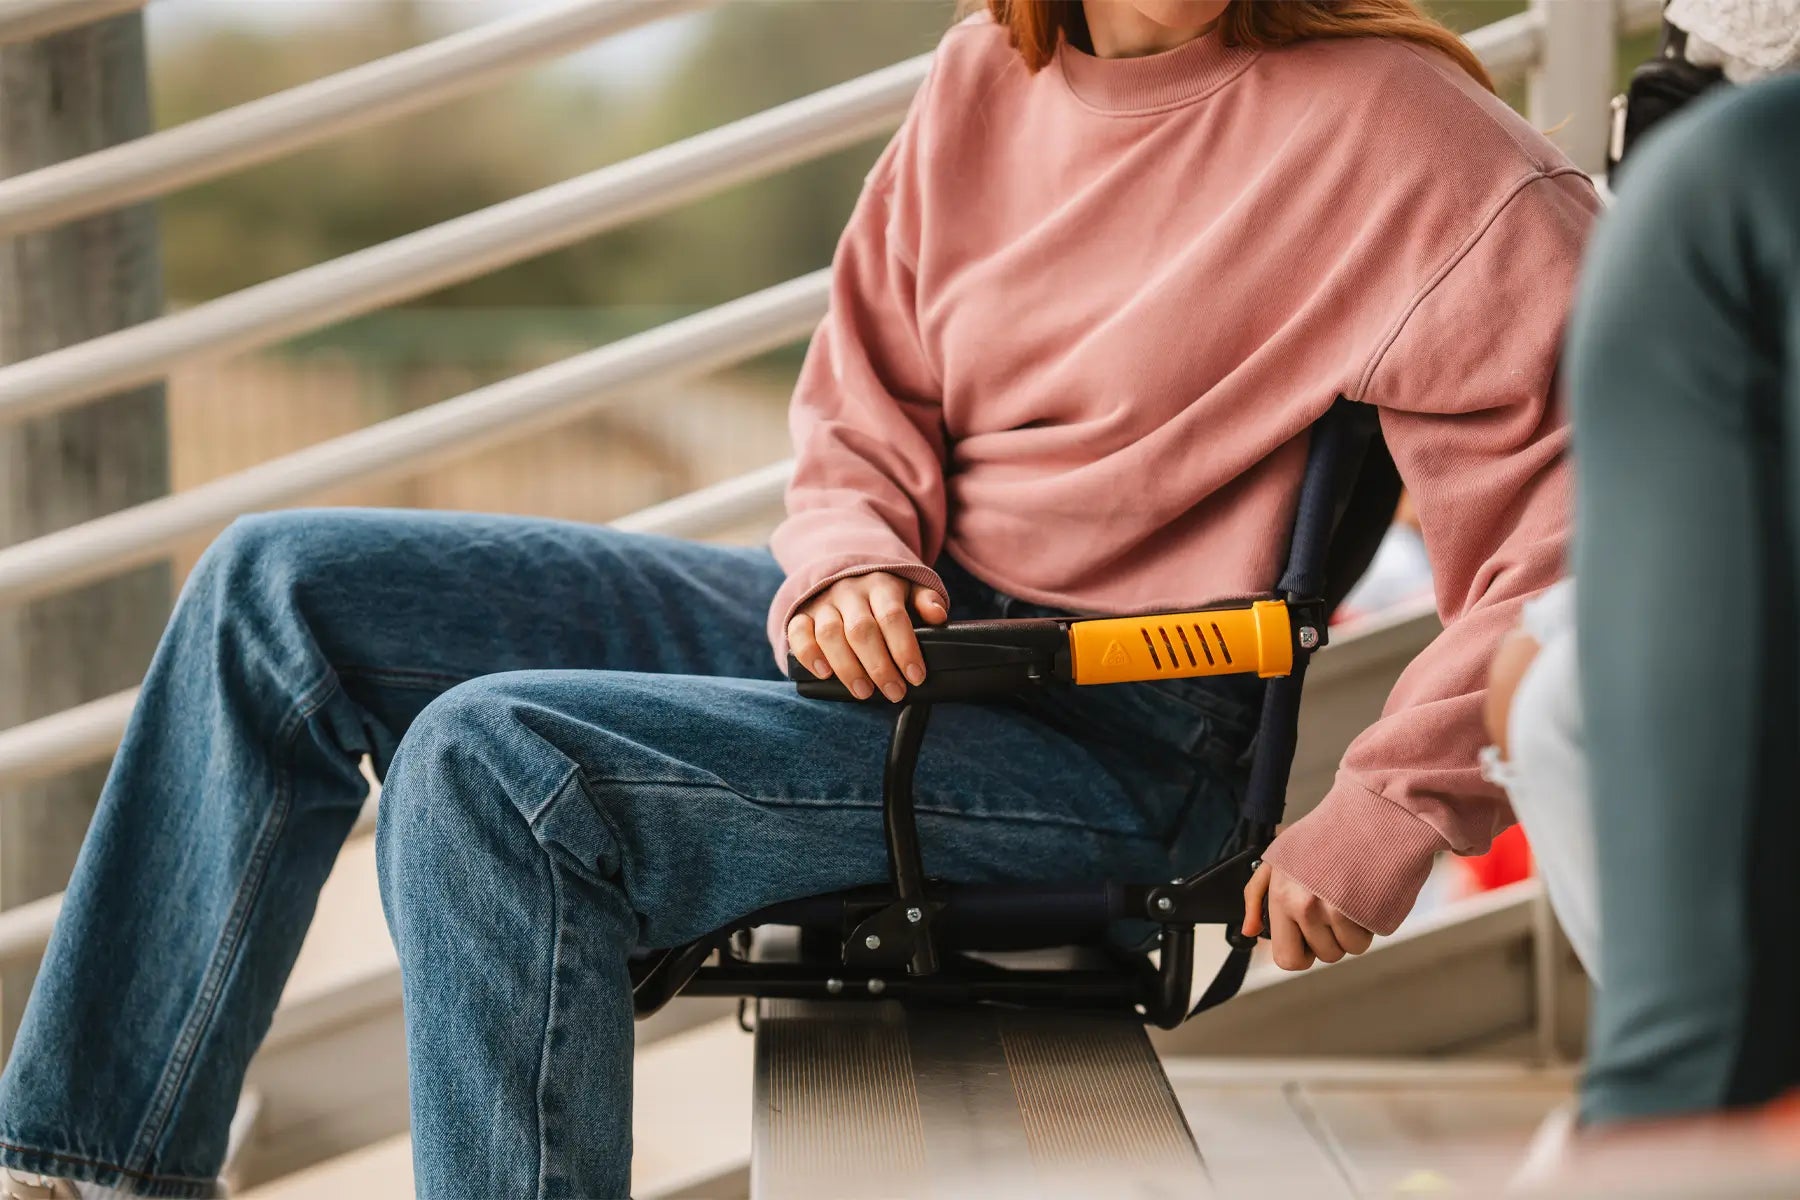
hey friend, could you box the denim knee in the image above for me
[376,675,611,917]
[184,510,372,611]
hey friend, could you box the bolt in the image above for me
[826,978,844,995]
[864,934,882,951]
[1298,626,1320,650]
[1155,896,1174,913]
[905,907,923,924]
[868,978,887,995]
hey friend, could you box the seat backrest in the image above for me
[1233,396,1401,839]
[1320,411,1403,615]
[1277,395,1401,613]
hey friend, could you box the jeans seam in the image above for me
[127,667,344,1176]
[578,773,1164,843]
[535,858,563,1200]
[522,765,582,1199]
[337,663,473,687]
[0,1140,217,1192]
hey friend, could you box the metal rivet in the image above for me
[864,934,882,950]
[905,907,923,923]
[1155,896,1174,913]
[1298,626,1320,650]
[826,978,843,995]
[868,978,886,995]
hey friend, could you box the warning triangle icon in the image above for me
[1100,640,1130,668]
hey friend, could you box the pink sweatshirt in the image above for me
[768,15,1600,935]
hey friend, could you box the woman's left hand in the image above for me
[1242,861,1375,971]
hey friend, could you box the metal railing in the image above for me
[0,0,713,239]
[0,0,1663,957]
[0,54,926,425]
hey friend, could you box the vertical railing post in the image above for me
[0,9,171,1050]
[1529,0,1619,174]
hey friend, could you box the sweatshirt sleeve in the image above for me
[765,96,951,668]
[1263,170,1601,935]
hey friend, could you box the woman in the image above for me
[0,3,1595,1197]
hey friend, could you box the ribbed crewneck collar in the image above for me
[1055,28,1259,114]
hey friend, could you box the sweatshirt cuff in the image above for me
[1261,779,1448,935]
[767,560,950,671]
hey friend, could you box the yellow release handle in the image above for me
[1068,600,1294,684]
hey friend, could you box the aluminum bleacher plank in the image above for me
[1166,1059,1576,1199]
[1176,1080,1356,1197]
[1299,1078,1570,1197]
[752,999,1207,1199]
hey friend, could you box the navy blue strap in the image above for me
[1238,397,1382,832]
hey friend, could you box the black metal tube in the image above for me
[883,701,932,904]
[1148,925,1196,1030]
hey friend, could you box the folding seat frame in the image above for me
[631,395,1401,1028]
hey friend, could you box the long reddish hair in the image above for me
[982,0,1494,91]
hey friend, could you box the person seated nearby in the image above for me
[1490,66,1800,1132]
[1484,0,1799,1050]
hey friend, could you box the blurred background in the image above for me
[144,0,1652,575]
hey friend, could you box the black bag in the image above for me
[1608,22,1728,182]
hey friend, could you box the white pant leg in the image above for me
[1481,582,1601,980]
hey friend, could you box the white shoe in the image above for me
[1508,1098,1580,1191]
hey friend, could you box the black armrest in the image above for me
[787,598,1313,703]
[787,617,1070,704]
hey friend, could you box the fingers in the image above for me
[1268,901,1315,972]
[786,613,829,680]
[1328,910,1375,957]
[1294,898,1347,964]
[1260,864,1376,970]
[870,578,926,689]
[790,575,952,700]
[808,600,875,700]
[912,584,949,625]
[842,586,907,703]
[1241,862,1271,939]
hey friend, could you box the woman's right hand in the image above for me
[787,573,949,702]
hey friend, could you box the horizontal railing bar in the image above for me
[0,0,713,239]
[0,0,143,45]
[611,458,791,538]
[0,688,138,786]
[0,271,828,608]
[0,55,927,427]
[1463,7,1543,79]
[0,459,792,789]
[0,892,62,967]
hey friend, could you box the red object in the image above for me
[1461,824,1533,892]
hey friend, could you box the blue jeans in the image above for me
[0,509,1259,1198]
